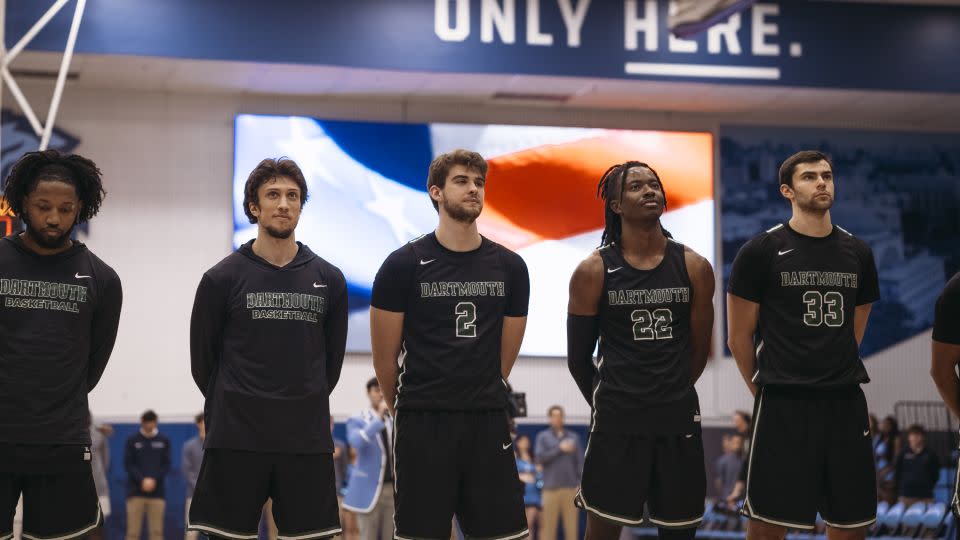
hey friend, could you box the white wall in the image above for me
[4,83,942,423]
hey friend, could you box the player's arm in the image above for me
[567,253,604,404]
[931,280,960,419]
[726,294,760,396]
[370,249,415,415]
[371,309,403,416]
[87,270,123,391]
[854,241,881,347]
[324,268,349,392]
[686,248,715,383]
[726,237,768,397]
[189,274,227,397]
[501,253,530,379]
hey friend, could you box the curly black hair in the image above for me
[596,161,669,248]
[2,149,105,224]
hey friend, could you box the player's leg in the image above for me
[393,410,459,540]
[741,388,821,538]
[271,452,341,539]
[648,430,706,540]
[821,387,875,540]
[457,411,527,540]
[187,448,272,539]
[576,432,651,540]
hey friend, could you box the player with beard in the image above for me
[567,162,714,540]
[188,158,348,539]
[727,151,880,539]
[0,150,122,540]
[371,149,530,540]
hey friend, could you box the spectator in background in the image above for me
[124,410,170,540]
[182,413,204,540]
[895,425,940,507]
[89,411,113,540]
[876,415,901,503]
[344,377,394,540]
[515,434,541,540]
[732,410,751,456]
[715,435,744,504]
[333,415,356,540]
[535,406,583,540]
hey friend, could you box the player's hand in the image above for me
[141,477,157,493]
[333,446,342,459]
[559,439,576,453]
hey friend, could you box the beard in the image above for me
[442,198,482,224]
[263,223,294,239]
[23,215,75,249]
[797,192,833,213]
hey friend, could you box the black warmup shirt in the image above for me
[371,233,529,410]
[594,239,699,434]
[933,272,960,345]
[0,235,122,445]
[190,240,348,454]
[728,223,880,387]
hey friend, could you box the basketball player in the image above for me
[727,151,880,539]
[0,150,123,540]
[568,162,714,540]
[930,272,960,515]
[188,158,348,539]
[370,149,530,540]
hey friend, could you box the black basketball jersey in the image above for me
[728,223,880,387]
[0,236,122,446]
[594,238,700,435]
[933,272,960,346]
[371,233,529,411]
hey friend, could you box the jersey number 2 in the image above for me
[802,291,844,327]
[455,302,477,338]
[631,309,673,340]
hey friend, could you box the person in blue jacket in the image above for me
[344,377,394,540]
[516,434,542,539]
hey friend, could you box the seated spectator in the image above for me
[715,434,743,503]
[877,415,901,503]
[895,424,940,507]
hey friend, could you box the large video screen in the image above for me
[233,115,714,355]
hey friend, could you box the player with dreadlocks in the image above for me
[567,161,714,540]
[0,150,122,540]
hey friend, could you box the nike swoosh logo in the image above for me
[313,282,327,288]
[502,442,512,450]
[420,259,436,265]
[778,249,794,256]
[863,430,870,437]
[75,273,91,279]
[607,267,622,274]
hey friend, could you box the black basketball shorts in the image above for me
[741,385,876,530]
[187,449,341,539]
[393,409,527,540]
[575,428,706,528]
[0,444,102,540]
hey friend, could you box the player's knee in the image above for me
[746,518,787,540]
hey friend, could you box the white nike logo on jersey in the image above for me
[502,442,512,450]
[75,273,91,279]
[420,259,436,265]
[863,430,870,437]
[778,249,794,256]
[607,267,622,274]
[313,282,327,288]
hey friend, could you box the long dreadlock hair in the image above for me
[596,161,670,248]
[3,149,105,224]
